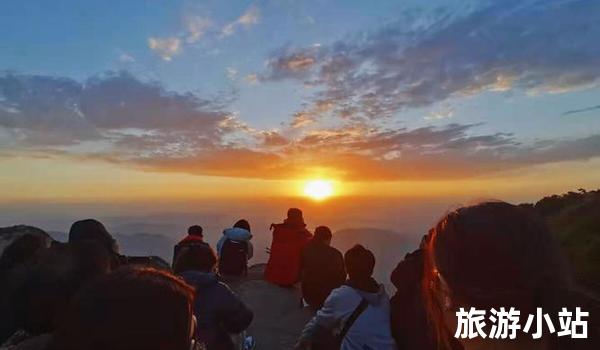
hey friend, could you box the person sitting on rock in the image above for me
[68,218,122,268]
[3,240,112,350]
[300,226,345,309]
[217,219,254,277]
[173,225,209,268]
[51,266,199,350]
[174,243,253,350]
[295,245,396,350]
[265,208,312,287]
[420,202,598,350]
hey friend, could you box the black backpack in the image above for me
[218,239,248,276]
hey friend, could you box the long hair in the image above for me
[422,202,571,349]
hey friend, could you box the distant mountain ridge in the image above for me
[1,189,598,296]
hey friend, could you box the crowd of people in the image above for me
[0,202,597,349]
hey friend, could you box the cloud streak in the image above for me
[221,5,260,38]
[562,105,600,116]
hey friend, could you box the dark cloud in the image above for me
[0,74,99,145]
[0,71,233,153]
[264,0,600,119]
[80,73,227,132]
[1,68,599,181]
[262,46,321,81]
[122,123,600,181]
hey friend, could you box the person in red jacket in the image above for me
[173,225,208,268]
[264,208,312,287]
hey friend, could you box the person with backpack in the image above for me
[295,245,396,350]
[300,226,346,309]
[265,208,312,287]
[217,220,253,277]
[172,225,209,268]
[174,243,254,350]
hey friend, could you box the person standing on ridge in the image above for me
[264,208,313,287]
[300,226,346,309]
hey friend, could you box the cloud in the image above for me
[148,37,182,61]
[118,53,135,63]
[244,74,259,85]
[0,71,230,152]
[263,47,320,81]
[226,67,238,81]
[126,124,600,181]
[3,71,600,182]
[424,106,454,121]
[185,16,212,44]
[263,0,600,120]
[290,111,317,128]
[261,131,289,147]
[221,5,260,38]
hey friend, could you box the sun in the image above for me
[303,179,335,200]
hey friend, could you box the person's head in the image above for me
[344,244,375,280]
[173,244,217,274]
[233,219,251,233]
[0,234,47,270]
[13,241,112,335]
[313,226,332,245]
[187,225,203,237]
[286,208,304,223]
[422,201,571,350]
[52,266,196,350]
[69,219,119,254]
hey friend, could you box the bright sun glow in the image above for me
[303,179,335,200]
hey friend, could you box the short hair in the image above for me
[173,243,217,274]
[188,225,203,236]
[233,219,251,233]
[344,244,375,278]
[313,226,332,242]
[52,266,195,350]
[69,219,118,254]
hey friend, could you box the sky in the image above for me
[1,0,600,204]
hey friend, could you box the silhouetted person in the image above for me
[300,226,345,309]
[68,218,122,268]
[174,243,253,350]
[265,208,312,287]
[173,225,209,268]
[68,219,119,254]
[0,234,48,344]
[296,245,396,350]
[389,248,435,350]
[4,241,112,349]
[217,219,254,277]
[0,234,46,271]
[51,266,198,350]
[420,202,599,350]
